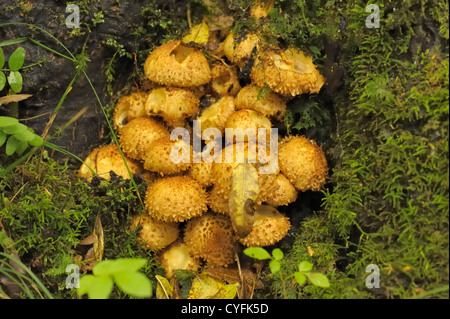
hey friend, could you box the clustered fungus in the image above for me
[78,19,328,278]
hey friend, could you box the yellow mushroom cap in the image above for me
[78,144,142,181]
[210,63,242,96]
[238,205,290,247]
[223,32,260,68]
[113,92,149,131]
[184,213,237,267]
[264,173,298,206]
[143,136,192,176]
[144,40,211,87]
[251,47,325,96]
[130,214,179,250]
[250,0,275,20]
[197,96,235,134]
[224,109,272,145]
[119,117,170,161]
[145,176,208,222]
[208,186,230,214]
[278,135,328,191]
[145,87,200,128]
[159,241,201,278]
[235,84,286,120]
[190,160,213,187]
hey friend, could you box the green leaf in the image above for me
[7,71,23,93]
[294,272,307,286]
[272,248,284,261]
[0,48,4,69]
[77,274,94,297]
[15,140,28,155]
[13,129,36,142]
[0,131,6,147]
[92,260,116,277]
[87,275,114,299]
[0,116,19,128]
[5,135,19,155]
[29,134,43,146]
[0,71,6,91]
[8,47,26,71]
[113,271,152,298]
[93,258,147,277]
[298,261,313,272]
[243,247,272,260]
[1,123,27,135]
[306,272,330,288]
[269,260,281,274]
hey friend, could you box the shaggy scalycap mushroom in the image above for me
[223,32,260,68]
[224,109,272,145]
[184,213,238,267]
[144,40,211,87]
[113,92,149,131]
[143,136,192,176]
[78,144,142,181]
[210,63,242,96]
[264,173,298,206]
[278,135,328,191]
[197,96,235,134]
[251,47,325,96]
[238,205,290,247]
[130,214,179,250]
[145,176,208,222]
[235,84,286,120]
[119,117,170,161]
[145,87,200,127]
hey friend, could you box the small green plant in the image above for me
[0,46,25,93]
[244,247,330,298]
[78,258,152,299]
[0,116,43,156]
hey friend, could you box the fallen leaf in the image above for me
[155,275,173,299]
[229,159,259,237]
[79,234,96,245]
[188,272,237,299]
[93,214,104,263]
[182,21,209,45]
[0,94,32,105]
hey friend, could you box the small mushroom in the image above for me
[223,32,260,68]
[145,176,208,222]
[238,205,290,247]
[130,214,179,250]
[184,213,238,267]
[197,96,235,134]
[210,63,242,96]
[235,84,286,120]
[224,109,272,145]
[189,160,213,187]
[264,173,298,206]
[78,144,142,181]
[119,117,170,161]
[278,135,328,191]
[143,136,192,176]
[113,92,149,131]
[144,40,211,87]
[145,87,200,128]
[251,47,325,96]
[158,241,201,278]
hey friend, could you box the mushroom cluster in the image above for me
[78,22,328,277]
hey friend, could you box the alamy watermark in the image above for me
[65,4,80,29]
[365,4,380,28]
[365,264,380,288]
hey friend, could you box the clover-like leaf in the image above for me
[7,71,23,93]
[294,272,307,286]
[0,131,6,147]
[8,47,26,71]
[113,271,152,298]
[0,116,19,128]
[87,275,114,299]
[298,261,313,273]
[0,48,5,69]
[243,247,272,260]
[272,248,284,261]
[0,71,6,91]
[5,135,19,155]
[305,272,330,288]
[269,260,281,274]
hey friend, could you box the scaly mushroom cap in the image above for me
[184,213,237,267]
[264,173,298,206]
[145,87,200,127]
[78,144,142,181]
[113,92,149,131]
[224,109,272,145]
[223,32,260,68]
[235,84,286,120]
[197,96,235,134]
[159,241,201,278]
[210,63,242,96]
[207,186,230,214]
[278,135,328,191]
[130,214,179,250]
[144,40,211,87]
[143,136,192,176]
[145,176,208,222]
[190,160,213,187]
[251,47,325,96]
[238,205,290,247]
[211,143,279,207]
[119,117,170,161]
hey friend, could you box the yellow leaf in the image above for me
[93,214,104,262]
[155,275,173,299]
[229,159,260,237]
[182,21,209,45]
[188,272,238,299]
